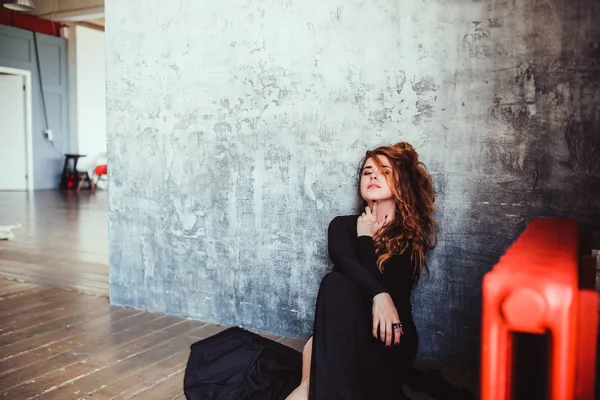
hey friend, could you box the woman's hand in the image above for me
[357,202,387,237]
[372,292,403,347]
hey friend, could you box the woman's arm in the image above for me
[356,235,383,279]
[328,216,386,300]
[329,215,401,346]
[355,209,404,347]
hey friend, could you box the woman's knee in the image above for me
[317,272,361,303]
[319,271,352,291]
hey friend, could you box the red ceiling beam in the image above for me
[0,8,63,37]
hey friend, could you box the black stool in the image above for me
[59,154,86,190]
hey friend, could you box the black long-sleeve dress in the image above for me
[309,215,419,400]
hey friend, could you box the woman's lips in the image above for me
[368,184,381,189]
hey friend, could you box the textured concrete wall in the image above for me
[106,0,600,366]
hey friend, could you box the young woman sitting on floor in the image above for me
[287,141,438,400]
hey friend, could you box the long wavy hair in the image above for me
[357,142,438,281]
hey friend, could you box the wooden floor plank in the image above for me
[185,323,227,339]
[32,324,209,399]
[0,259,108,287]
[0,311,174,394]
[0,325,176,398]
[0,295,107,340]
[1,251,108,276]
[0,308,146,375]
[0,289,84,322]
[0,289,97,325]
[0,285,56,306]
[0,267,108,297]
[0,306,140,359]
[41,327,201,399]
[159,319,207,336]
[0,297,110,347]
[49,313,168,361]
[85,350,189,399]
[0,281,37,295]
[128,370,185,400]
[256,330,284,342]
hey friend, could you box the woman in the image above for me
[287,142,438,400]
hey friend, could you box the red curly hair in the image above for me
[357,142,438,280]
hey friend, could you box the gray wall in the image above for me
[0,25,69,190]
[106,0,600,366]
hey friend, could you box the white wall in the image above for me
[66,25,106,162]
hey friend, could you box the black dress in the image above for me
[309,215,419,400]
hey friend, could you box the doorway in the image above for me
[0,67,33,191]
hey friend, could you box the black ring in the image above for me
[392,322,402,329]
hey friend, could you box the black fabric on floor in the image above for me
[184,327,302,400]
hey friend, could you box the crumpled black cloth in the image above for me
[184,327,302,400]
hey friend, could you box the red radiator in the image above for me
[481,218,598,400]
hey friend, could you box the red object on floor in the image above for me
[481,218,598,400]
[94,164,107,176]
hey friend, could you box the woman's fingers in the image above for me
[372,317,379,339]
[385,320,393,347]
[394,327,402,345]
[379,318,386,342]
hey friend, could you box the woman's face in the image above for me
[360,155,394,204]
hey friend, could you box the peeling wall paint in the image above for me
[106,0,600,366]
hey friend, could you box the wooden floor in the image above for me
[0,279,307,399]
[0,191,109,296]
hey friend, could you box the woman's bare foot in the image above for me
[285,378,309,400]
